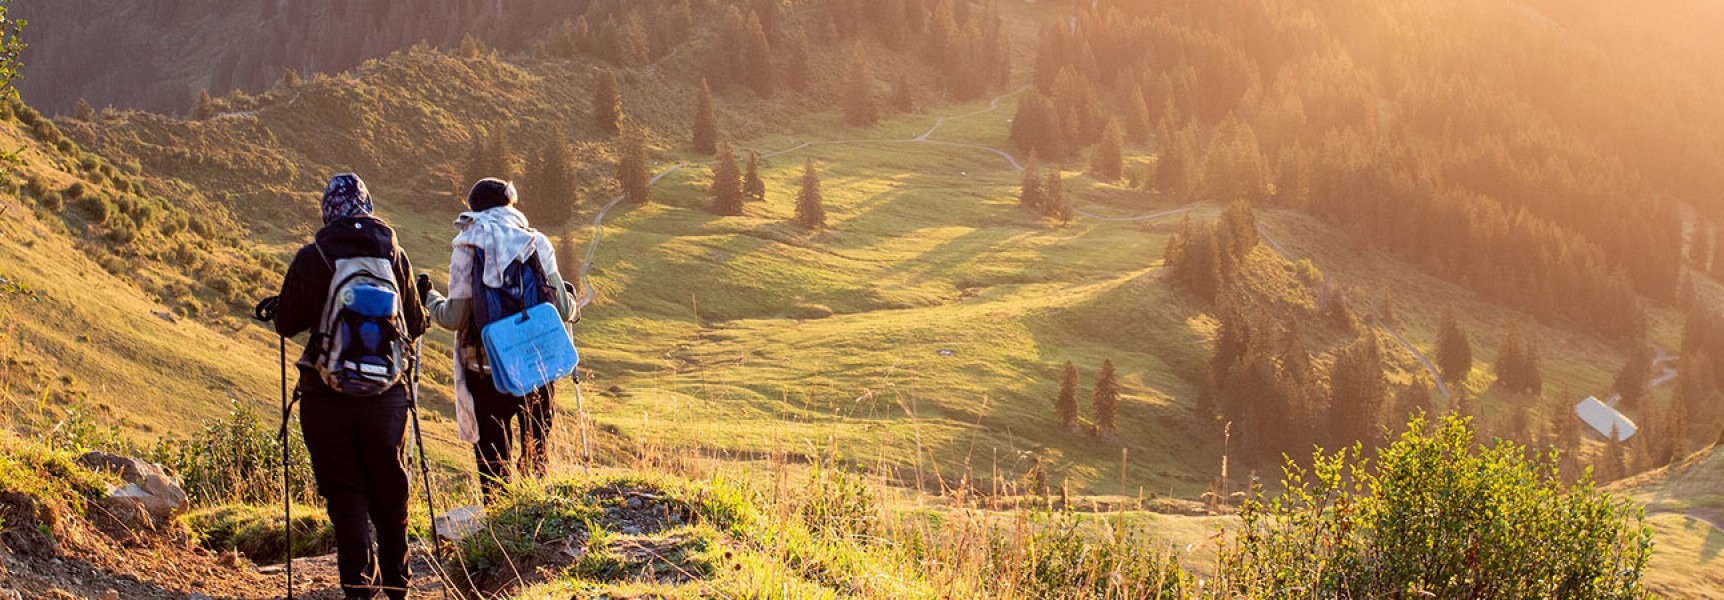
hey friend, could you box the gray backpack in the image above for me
[311,244,408,396]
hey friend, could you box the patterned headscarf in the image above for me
[321,173,373,224]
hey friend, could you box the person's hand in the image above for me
[253,296,280,323]
[416,273,434,304]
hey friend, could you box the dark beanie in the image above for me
[466,178,517,212]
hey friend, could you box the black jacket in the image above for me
[276,216,428,393]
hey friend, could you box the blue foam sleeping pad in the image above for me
[481,302,579,396]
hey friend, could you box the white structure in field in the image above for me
[1575,396,1637,442]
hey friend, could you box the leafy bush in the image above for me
[77,194,112,224]
[23,174,46,197]
[64,181,86,199]
[147,401,317,506]
[39,190,62,213]
[1211,414,1654,599]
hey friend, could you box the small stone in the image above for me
[622,525,641,535]
[102,589,119,600]
[625,496,643,509]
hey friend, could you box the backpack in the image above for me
[466,246,579,396]
[311,244,409,396]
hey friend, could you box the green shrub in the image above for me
[1211,414,1654,599]
[24,174,47,197]
[147,401,317,506]
[39,190,63,212]
[77,194,112,224]
[106,224,137,245]
[79,155,100,173]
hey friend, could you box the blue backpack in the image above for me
[467,248,579,396]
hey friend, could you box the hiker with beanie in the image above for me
[423,178,578,501]
[273,173,426,599]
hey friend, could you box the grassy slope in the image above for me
[1621,445,1724,596]
[0,121,283,438]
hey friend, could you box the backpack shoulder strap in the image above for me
[311,240,334,271]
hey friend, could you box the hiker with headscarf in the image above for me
[422,178,578,502]
[274,173,426,599]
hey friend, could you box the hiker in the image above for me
[422,178,578,501]
[273,173,426,600]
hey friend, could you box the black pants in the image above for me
[466,370,554,502]
[300,378,411,600]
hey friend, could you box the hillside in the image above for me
[5,0,1724,597]
[26,0,1714,498]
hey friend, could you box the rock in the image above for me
[102,589,120,600]
[621,525,641,535]
[96,490,157,533]
[77,452,166,483]
[625,496,644,509]
[0,588,19,600]
[435,505,487,542]
[257,564,285,575]
[80,452,188,520]
[137,474,189,517]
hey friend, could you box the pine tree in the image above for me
[194,89,214,120]
[842,46,879,127]
[592,68,623,136]
[467,129,517,185]
[1090,119,1124,182]
[1091,359,1120,433]
[1614,346,1653,410]
[1495,323,1530,394]
[1055,361,1079,430]
[742,13,774,97]
[1018,160,1044,212]
[692,80,719,155]
[1523,336,1544,395]
[1330,333,1388,450]
[710,141,745,216]
[794,158,825,229]
[1435,307,1473,385]
[743,151,766,203]
[1123,86,1152,145]
[892,75,915,113]
[523,128,578,228]
[618,128,652,205]
[785,30,811,92]
[74,98,95,121]
[1043,170,1072,225]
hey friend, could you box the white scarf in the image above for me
[449,206,559,443]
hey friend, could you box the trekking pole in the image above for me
[254,297,294,600]
[572,375,592,473]
[408,338,443,555]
